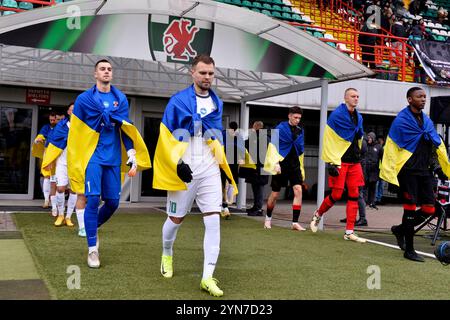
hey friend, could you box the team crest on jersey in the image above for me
[148,15,214,64]
[103,101,109,108]
[113,101,119,108]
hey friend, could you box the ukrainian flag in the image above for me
[67,85,151,194]
[322,103,364,165]
[153,85,238,195]
[380,106,450,186]
[264,121,305,179]
[42,119,69,177]
[31,124,51,159]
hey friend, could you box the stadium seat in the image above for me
[2,10,16,15]
[313,31,324,38]
[2,0,18,8]
[231,0,242,5]
[261,9,271,16]
[272,4,282,11]
[18,1,33,10]
[281,12,292,20]
[271,10,282,18]
[242,0,253,8]
[282,6,292,12]
[251,7,260,12]
[291,13,303,22]
[262,3,272,10]
[252,1,262,9]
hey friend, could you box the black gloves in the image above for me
[435,168,448,182]
[327,164,340,177]
[177,160,193,183]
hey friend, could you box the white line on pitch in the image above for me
[365,238,436,259]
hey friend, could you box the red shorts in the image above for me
[328,162,364,189]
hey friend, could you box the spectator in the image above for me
[390,16,409,80]
[221,121,245,219]
[245,121,269,216]
[375,135,386,205]
[408,0,426,16]
[359,18,380,69]
[364,132,383,209]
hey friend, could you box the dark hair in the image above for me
[407,86,424,98]
[288,106,303,115]
[229,121,238,130]
[49,112,56,118]
[191,54,215,68]
[68,102,74,108]
[95,59,111,69]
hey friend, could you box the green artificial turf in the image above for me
[13,212,450,300]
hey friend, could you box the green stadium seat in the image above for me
[271,11,282,18]
[252,1,262,9]
[2,10,16,14]
[327,42,337,48]
[251,7,260,13]
[261,9,272,16]
[2,0,18,8]
[291,13,303,22]
[272,4,282,11]
[242,0,253,8]
[231,0,242,5]
[282,6,292,12]
[18,1,33,10]
[262,3,272,10]
[313,31,324,38]
[272,0,283,4]
[281,12,292,20]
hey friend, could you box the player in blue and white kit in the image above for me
[68,59,150,269]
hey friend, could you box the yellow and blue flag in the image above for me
[68,85,151,194]
[322,103,364,165]
[153,85,237,194]
[42,119,69,177]
[31,124,52,159]
[264,121,305,179]
[380,106,450,186]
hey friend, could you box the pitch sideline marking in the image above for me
[364,238,436,259]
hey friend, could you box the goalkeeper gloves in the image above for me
[177,160,193,183]
[435,168,448,182]
[327,163,340,177]
[126,149,137,177]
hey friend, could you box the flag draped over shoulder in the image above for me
[322,103,364,165]
[68,85,151,194]
[41,118,69,176]
[32,124,51,159]
[380,106,450,186]
[264,121,305,178]
[153,85,237,194]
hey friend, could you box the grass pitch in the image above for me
[13,212,450,300]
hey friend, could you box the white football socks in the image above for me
[202,214,220,280]
[162,217,181,257]
[66,193,77,219]
[76,208,85,229]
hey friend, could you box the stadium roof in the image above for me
[0,0,374,101]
